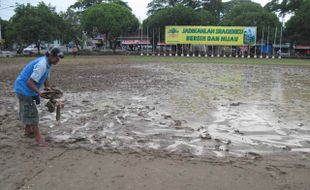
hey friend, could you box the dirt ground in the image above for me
[1,56,310,190]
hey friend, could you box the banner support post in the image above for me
[247,45,251,58]
[158,27,161,56]
[140,25,143,56]
[241,46,244,58]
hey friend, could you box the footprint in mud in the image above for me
[265,165,287,179]
[246,152,262,160]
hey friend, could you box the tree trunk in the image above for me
[36,41,41,55]
[105,33,108,50]
[74,37,80,51]
[109,40,116,54]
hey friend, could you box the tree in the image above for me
[222,0,251,17]
[201,0,223,23]
[81,3,139,51]
[0,18,10,49]
[182,0,202,9]
[264,0,303,17]
[6,3,64,54]
[70,0,103,11]
[59,8,84,49]
[108,0,132,11]
[70,0,132,12]
[144,4,211,27]
[285,0,310,44]
[147,0,202,15]
[147,0,181,15]
[146,0,222,25]
[143,5,213,49]
[221,1,281,40]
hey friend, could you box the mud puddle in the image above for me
[9,62,310,157]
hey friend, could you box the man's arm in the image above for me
[27,78,43,97]
[44,79,50,89]
[29,59,47,95]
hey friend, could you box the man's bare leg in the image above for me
[24,125,34,137]
[32,125,44,144]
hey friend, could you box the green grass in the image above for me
[128,55,310,65]
[2,55,310,65]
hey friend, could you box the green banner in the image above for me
[165,26,257,45]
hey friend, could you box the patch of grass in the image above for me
[2,55,310,66]
[128,55,310,65]
[0,57,33,64]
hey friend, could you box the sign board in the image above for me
[165,26,257,45]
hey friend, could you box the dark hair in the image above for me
[45,51,50,57]
[45,47,64,59]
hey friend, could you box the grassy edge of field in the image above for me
[1,55,310,65]
[128,55,310,65]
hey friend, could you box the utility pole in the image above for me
[266,26,270,59]
[260,27,264,58]
[0,23,2,40]
[0,0,2,40]
[273,27,277,58]
[279,16,284,59]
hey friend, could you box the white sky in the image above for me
[0,0,271,21]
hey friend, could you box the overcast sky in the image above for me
[0,0,271,21]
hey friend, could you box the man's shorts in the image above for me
[16,94,39,125]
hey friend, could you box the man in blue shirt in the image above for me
[14,47,64,145]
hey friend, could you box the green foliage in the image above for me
[61,0,131,46]
[264,0,303,17]
[144,4,212,28]
[201,0,223,23]
[222,0,251,16]
[147,0,181,15]
[0,19,10,48]
[70,0,103,11]
[70,0,132,11]
[59,8,83,45]
[221,1,281,40]
[81,3,139,41]
[285,0,310,44]
[6,2,63,50]
[147,0,223,24]
[108,0,132,11]
[147,0,202,15]
[196,9,216,25]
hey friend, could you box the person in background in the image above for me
[73,44,78,58]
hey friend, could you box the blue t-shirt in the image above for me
[14,56,51,96]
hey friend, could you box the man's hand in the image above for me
[43,87,51,91]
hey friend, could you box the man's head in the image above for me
[46,47,64,65]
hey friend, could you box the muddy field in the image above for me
[1,56,310,189]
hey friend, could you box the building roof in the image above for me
[273,44,290,48]
[293,45,310,50]
[122,40,150,45]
